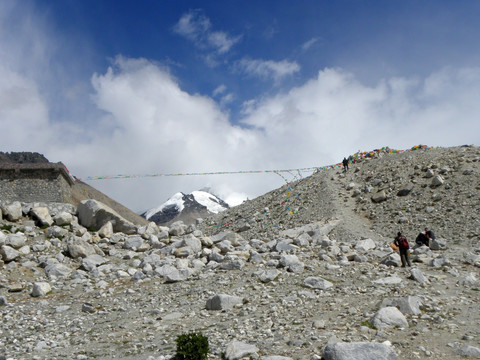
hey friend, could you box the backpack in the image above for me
[399,236,409,249]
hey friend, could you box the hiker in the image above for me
[415,232,430,248]
[342,157,349,171]
[394,232,411,267]
[425,227,435,242]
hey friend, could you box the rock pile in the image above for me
[0,145,479,359]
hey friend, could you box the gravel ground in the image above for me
[1,145,479,360]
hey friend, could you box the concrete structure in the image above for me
[0,163,75,203]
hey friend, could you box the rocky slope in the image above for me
[0,145,479,360]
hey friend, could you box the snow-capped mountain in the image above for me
[141,190,229,226]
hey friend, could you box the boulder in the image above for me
[0,245,21,262]
[77,199,136,234]
[81,254,107,272]
[279,254,304,273]
[303,276,333,290]
[123,235,144,251]
[410,268,429,285]
[98,221,114,238]
[430,175,444,187]
[371,306,408,329]
[256,269,281,283]
[2,201,22,221]
[322,341,397,360]
[6,233,27,249]
[456,345,480,358]
[67,237,95,258]
[430,238,447,250]
[30,207,54,226]
[31,282,51,297]
[382,296,422,315]
[45,263,73,279]
[372,190,387,203]
[224,340,258,360]
[206,294,243,310]
[53,211,73,226]
[355,238,376,253]
[397,183,414,196]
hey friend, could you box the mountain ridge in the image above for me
[141,190,229,226]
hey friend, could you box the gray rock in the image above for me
[355,238,376,253]
[30,206,54,226]
[174,246,193,258]
[6,233,27,249]
[53,211,73,226]
[410,268,429,285]
[169,222,187,236]
[98,221,114,238]
[322,341,397,360]
[303,276,333,290]
[45,263,73,278]
[464,252,480,265]
[371,306,408,329]
[82,302,95,313]
[382,296,422,315]
[220,259,245,270]
[217,240,234,254]
[180,236,202,253]
[430,256,451,267]
[256,269,281,283]
[397,183,414,196]
[279,254,304,273]
[430,175,444,187]
[372,190,387,203]
[0,245,21,262]
[82,254,107,272]
[430,238,447,250]
[0,296,7,305]
[77,199,136,234]
[206,294,243,310]
[67,237,95,258]
[124,235,144,251]
[164,267,191,283]
[274,240,298,252]
[224,340,258,360]
[31,282,51,297]
[46,226,69,239]
[2,201,22,221]
[373,275,402,285]
[260,357,293,360]
[456,345,480,358]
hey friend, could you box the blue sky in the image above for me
[1,1,480,211]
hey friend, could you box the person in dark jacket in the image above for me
[425,228,435,241]
[394,232,411,267]
[342,157,349,171]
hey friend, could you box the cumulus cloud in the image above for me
[236,58,301,82]
[173,10,241,56]
[1,3,479,212]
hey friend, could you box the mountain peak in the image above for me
[142,190,229,226]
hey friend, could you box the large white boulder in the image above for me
[77,199,136,234]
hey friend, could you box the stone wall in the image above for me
[0,163,74,203]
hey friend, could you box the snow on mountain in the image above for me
[141,190,229,226]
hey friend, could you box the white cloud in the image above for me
[236,58,301,82]
[1,3,479,213]
[173,10,241,56]
[301,37,320,52]
[213,84,227,96]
